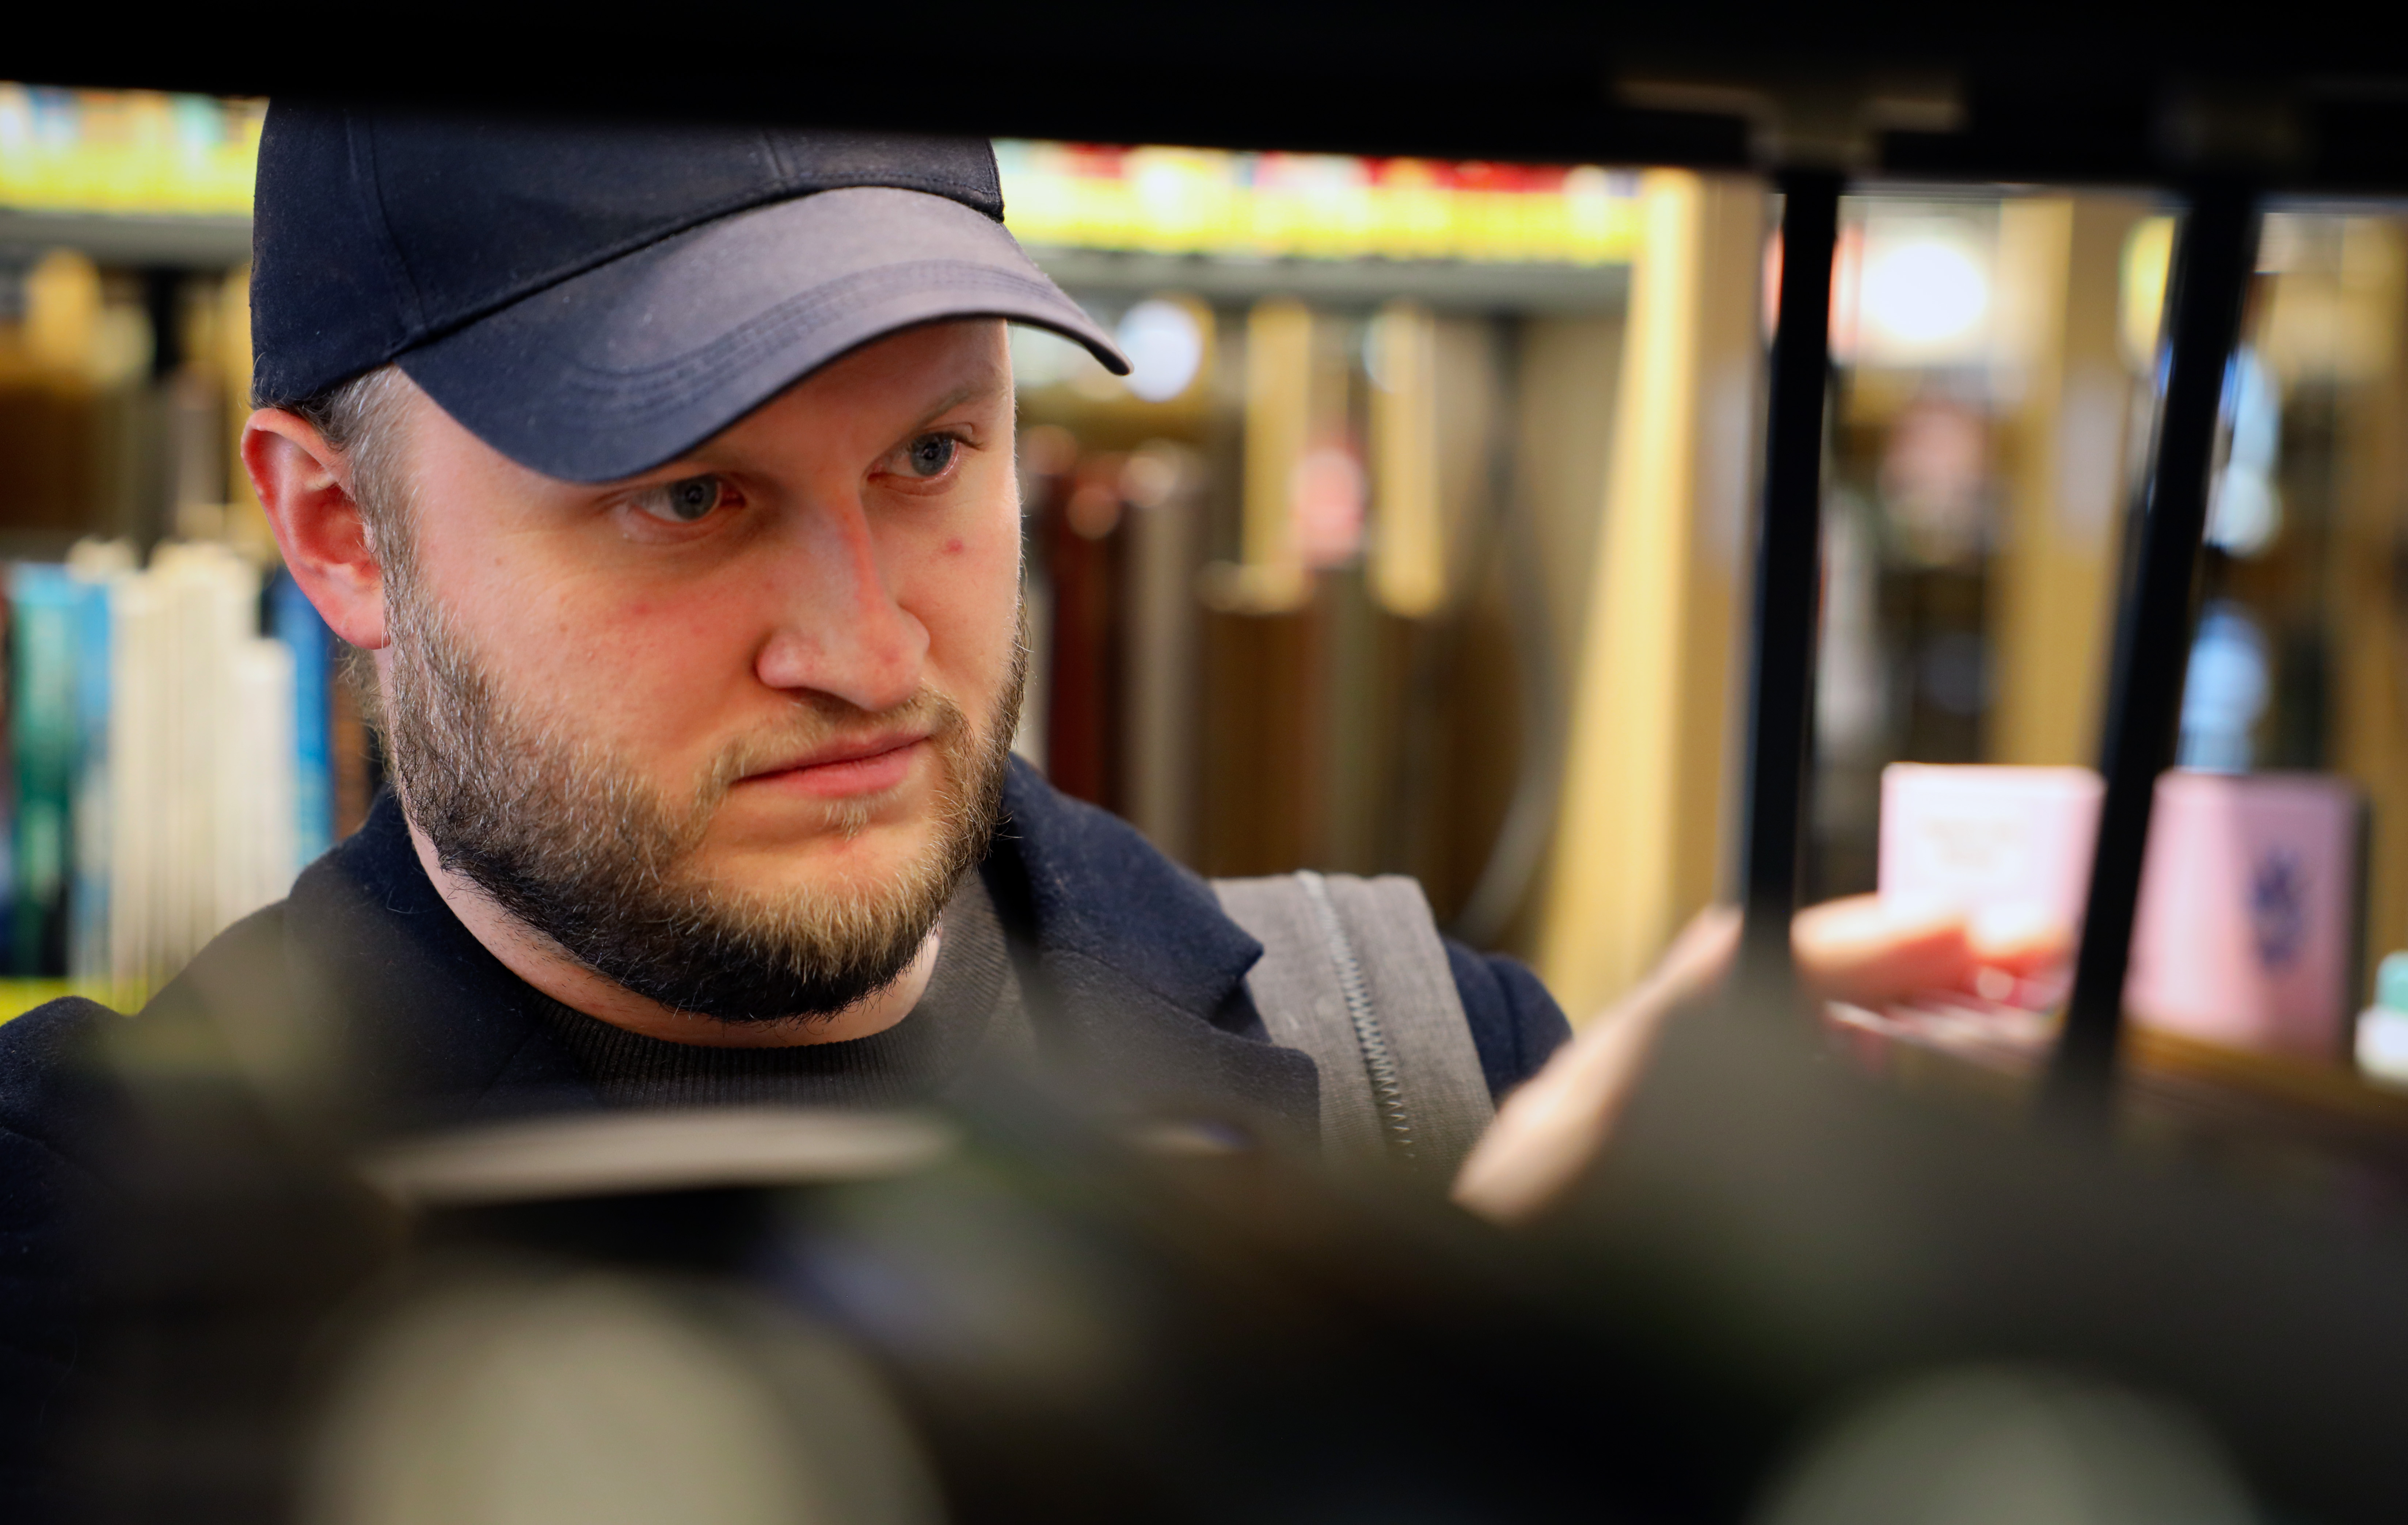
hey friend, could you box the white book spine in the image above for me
[108,574,160,995]
[230,637,298,920]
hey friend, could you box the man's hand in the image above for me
[1792,894,2072,1007]
[1451,907,1741,1225]
[1450,896,2073,1225]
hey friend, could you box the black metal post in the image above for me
[2046,182,2259,1118]
[1734,171,1842,1001]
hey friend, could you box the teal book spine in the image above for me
[270,571,333,863]
[10,564,78,977]
[67,572,112,983]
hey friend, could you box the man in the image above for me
[0,105,2057,1483]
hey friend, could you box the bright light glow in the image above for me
[2206,347,2283,556]
[2179,602,2270,773]
[1116,300,1205,402]
[1858,225,1991,361]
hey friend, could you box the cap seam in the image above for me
[973,140,1007,222]
[350,114,433,351]
[535,261,1073,407]
[757,125,793,185]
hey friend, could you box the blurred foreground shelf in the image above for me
[1833,999,2408,1210]
[0,208,249,267]
[0,978,146,1021]
[1027,246,1631,313]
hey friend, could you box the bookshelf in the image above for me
[16,81,2391,1204]
[2,88,2407,1251]
[0,544,338,1017]
[0,87,346,1017]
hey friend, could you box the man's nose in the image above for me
[752,493,928,713]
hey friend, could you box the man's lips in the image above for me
[737,732,931,798]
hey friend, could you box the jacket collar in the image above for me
[986,759,1319,1141]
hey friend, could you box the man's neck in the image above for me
[406,820,937,1049]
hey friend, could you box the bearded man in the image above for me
[0,106,2051,1486]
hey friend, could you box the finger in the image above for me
[1647,904,1743,1004]
[1452,996,1663,1224]
[1793,895,1977,1006]
[1792,893,1957,958]
[1453,907,1736,1226]
[1966,901,2076,973]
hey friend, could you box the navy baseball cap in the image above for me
[249,103,1127,482]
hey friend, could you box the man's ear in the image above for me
[244,408,390,650]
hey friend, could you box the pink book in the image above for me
[1878,765,2103,936]
[2125,771,2360,1061]
[1879,765,2360,1061]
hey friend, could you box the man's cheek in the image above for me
[529,602,723,746]
[914,522,1019,637]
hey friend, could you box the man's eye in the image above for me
[903,434,958,478]
[632,474,726,523]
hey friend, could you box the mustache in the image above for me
[692,690,969,807]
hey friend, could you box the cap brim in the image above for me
[395,186,1126,482]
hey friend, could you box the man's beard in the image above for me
[378,588,1022,1025]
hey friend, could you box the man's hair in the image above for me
[277,365,414,735]
[277,365,413,549]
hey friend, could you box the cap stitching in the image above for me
[537,261,1081,407]
[757,125,793,184]
[350,114,432,341]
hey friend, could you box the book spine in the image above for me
[1043,459,1126,808]
[0,572,13,972]
[67,571,112,985]
[231,637,297,917]
[270,572,334,865]
[1121,445,1206,863]
[108,572,160,994]
[9,565,78,977]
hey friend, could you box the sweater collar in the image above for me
[290,791,597,1133]
[294,766,1315,1141]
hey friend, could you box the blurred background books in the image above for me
[9,81,2408,1113]
[0,544,343,1003]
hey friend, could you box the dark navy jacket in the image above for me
[0,759,1567,1489]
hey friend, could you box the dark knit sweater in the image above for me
[531,872,1030,1107]
[0,759,1569,1504]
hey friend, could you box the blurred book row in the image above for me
[17,81,2408,1118]
[0,85,259,218]
[1006,287,1600,953]
[995,142,1637,266]
[0,85,1638,268]
[0,540,364,1002]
